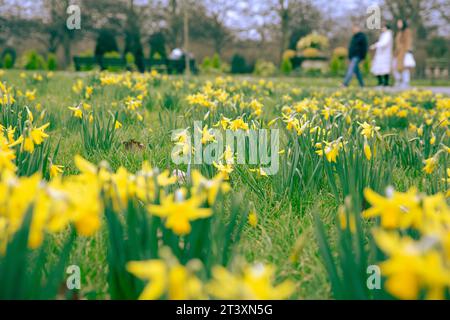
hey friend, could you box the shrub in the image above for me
[46,53,57,70]
[362,55,371,76]
[149,32,167,59]
[329,55,346,76]
[104,51,122,72]
[230,54,247,74]
[211,53,221,70]
[22,50,46,70]
[329,55,340,76]
[297,32,329,51]
[281,57,293,75]
[282,49,296,61]
[3,53,14,69]
[333,47,348,58]
[329,47,348,77]
[220,62,230,73]
[253,59,276,77]
[301,48,321,58]
[1,48,16,69]
[124,29,144,72]
[200,54,227,74]
[201,56,212,70]
[95,29,119,58]
[125,52,136,70]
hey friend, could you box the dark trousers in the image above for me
[377,74,390,86]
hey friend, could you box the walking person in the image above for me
[342,23,368,87]
[393,19,415,88]
[370,23,393,87]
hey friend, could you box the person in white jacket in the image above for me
[370,24,393,86]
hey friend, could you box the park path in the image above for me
[378,86,450,95]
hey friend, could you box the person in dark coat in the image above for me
[342,24,368,87]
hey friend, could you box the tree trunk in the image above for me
[48,33,59,53]
[280,9,289,64]
[169,0,179,48]
[63,35,71,68]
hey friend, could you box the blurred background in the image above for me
[0,0,449,79]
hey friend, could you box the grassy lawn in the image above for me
[0,69,448,300]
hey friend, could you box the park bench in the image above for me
[143,58,198,74]
[167,58,198,74]
[425,58,449,84]
[144,58,168,73]
[99,57,126,70]
[73,56,97,71]
[73,56,127,71]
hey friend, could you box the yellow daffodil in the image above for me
[191,170,229,205]
[25,89,36,102]
[147,190,212,235]
[359,121,380,139]
[363,187,421,229]
[127,258,204,300]
[248,210,258,227]
[423,157,438,174]
[68,106,83,119]
[49,163,64,178]
[208,264,294,299]
[198,125,215,144]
